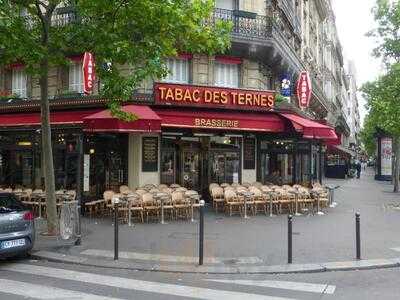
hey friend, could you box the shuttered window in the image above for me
[162,58,189,84]
[69,62,83,93]
[214,62,239,88]
[12,68,27,98]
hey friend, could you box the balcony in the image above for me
[211,8,272,40]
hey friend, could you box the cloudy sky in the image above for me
[332,0,384,125]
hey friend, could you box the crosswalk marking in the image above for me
[0,279,121,300]
[1,263,295,300]
[81,248,263,264]
[206,279,336,294]
[390,247,400,252]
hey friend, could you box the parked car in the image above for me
[0,192,35,258]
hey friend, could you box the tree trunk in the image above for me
[39,58,58,235]
[393,137,400,193]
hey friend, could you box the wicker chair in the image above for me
[251,187,267,215]
[224,190,242,217]
[127,194,144,223]
[211,187,225,213]
[142,193,159,222]
[172,191,190,220]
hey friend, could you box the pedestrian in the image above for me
[356,160,361,179]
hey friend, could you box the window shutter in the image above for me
[26,74,32,98]
[4,69,12,93]
[57,65,69,93]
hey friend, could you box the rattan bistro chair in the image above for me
[224,190,242,217]
[172,191,190,220]
[211,187,225,213]
[252,187,268,215]
[142,193,159,222]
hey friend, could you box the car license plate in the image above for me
[1,238,26,249]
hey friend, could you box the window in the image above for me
[215,0,235,9]
[12,68,27,98]
[69,61,83,93]
[214,62,239,88]
[162,58,189,84]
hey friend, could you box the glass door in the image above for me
[210,151,240,184]
[182,151,200,191]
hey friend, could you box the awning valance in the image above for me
[280,113,338,140]
[83,105,161,133]
[0,109,99,127]
[153,109,285,132]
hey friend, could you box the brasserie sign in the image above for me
[154,83,275,111]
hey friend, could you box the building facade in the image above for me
[0,1,358,199]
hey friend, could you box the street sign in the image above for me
[296,71,312,109]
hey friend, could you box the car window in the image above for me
[0,194,25,213]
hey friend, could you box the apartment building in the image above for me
[0,1,356,198]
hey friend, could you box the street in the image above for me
[1,259,400,299]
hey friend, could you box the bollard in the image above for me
[74,203,82,246]
[288,215,293,264]
[114,199,120,260]
[199,200,205,266]
[356,212,361,260]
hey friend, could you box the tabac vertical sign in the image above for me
[296,71,312,109]
[82,52,95,95]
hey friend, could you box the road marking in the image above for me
[81,248,263,264]
[390,247,400,252]
[206,279,336,294]
[0,279,121,300]
[2,263,295,300]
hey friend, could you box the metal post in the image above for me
[74,203,82,246]
[114,201,119,260]
[269,192,276,217]
[356,212,361,260]
[243,193,248,219]
[288,215,293,264]
[160,196,165,224]
[199,200,205,266]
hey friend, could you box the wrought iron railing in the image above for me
[211,8,272,39]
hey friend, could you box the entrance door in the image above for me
[181,150,200,191]
[210,151,240,185]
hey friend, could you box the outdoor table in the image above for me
[290,187,302,216]
[312,190,325,216]
[325,185,340,208]
[156,192,168,225]
[239,191,253,219]
[126,194,139,227]
[189,194,199,222]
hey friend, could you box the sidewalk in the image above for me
[33,168,400,273]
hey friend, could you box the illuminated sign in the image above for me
[154,83,275,111]
[194,118,239,129]
[82,52,95,95]
[296,71,312,109]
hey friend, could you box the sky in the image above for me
[332,0,384,126]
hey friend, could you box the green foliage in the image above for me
[0,0,232,120]
[362,63,400,138]
[369,0,400,64]
[360,114,377,156]
[274,94,288,104]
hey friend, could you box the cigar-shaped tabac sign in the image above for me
[154,83,275,111]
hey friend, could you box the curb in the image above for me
[31,250,400,275]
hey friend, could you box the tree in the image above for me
[361,63,400,192]
[363,0,400,192]
[0,0,231,234]
[360,114,377,157]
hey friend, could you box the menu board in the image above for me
[142,137,159,172]
[243,137,256,169]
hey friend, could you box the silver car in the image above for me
[0,192,35,258]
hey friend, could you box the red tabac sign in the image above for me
[296,71,312,109]
[82,52,95,95]
[154,83,275,111]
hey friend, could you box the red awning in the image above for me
[83,105,161,133]
[0,109,99,127]
[153,109,285,132]
[280,113,338,140]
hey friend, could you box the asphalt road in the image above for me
[1,259,400,300]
